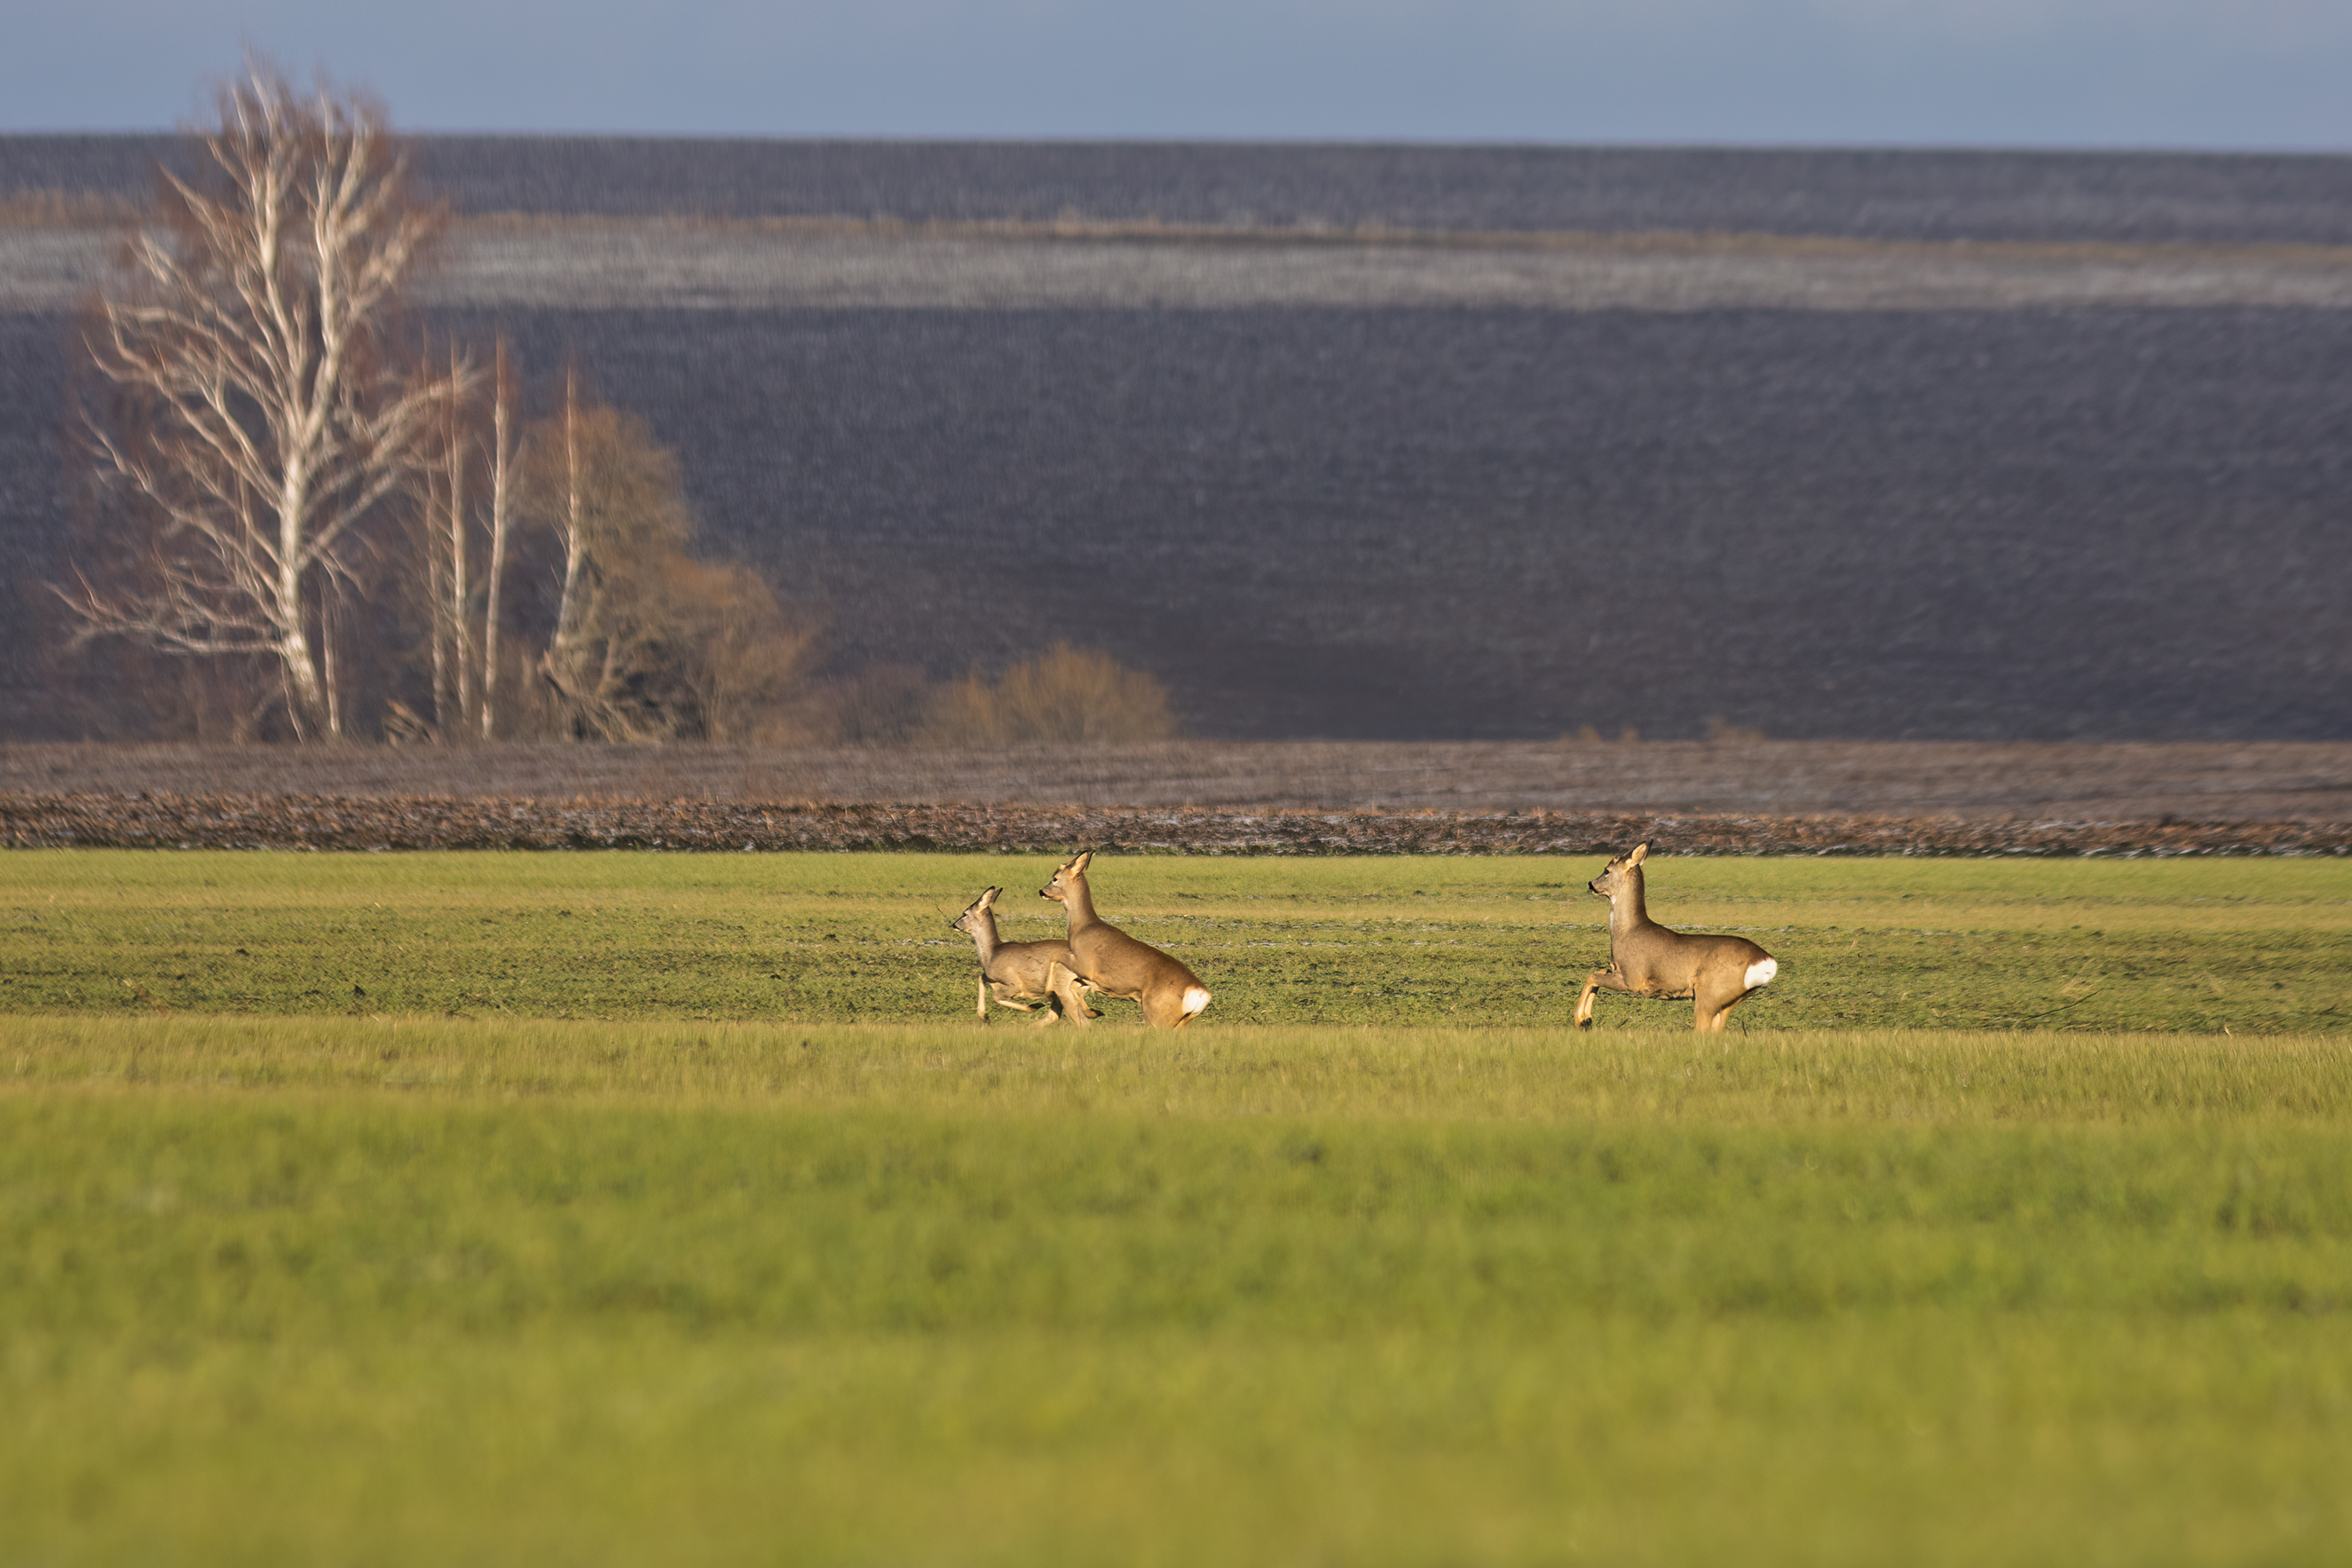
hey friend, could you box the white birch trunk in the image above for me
[57,64,457,741]
[446,342,472,731]
[479,340,516,740]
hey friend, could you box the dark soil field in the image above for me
[5,139,2349,746]
[5,739,2347,854]
[447,301,2352,744]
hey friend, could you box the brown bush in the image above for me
[925,644,1178,745]
[522,391,818,744]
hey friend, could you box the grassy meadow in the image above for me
[3,849,2349,1564]
[3,848,2348,1033]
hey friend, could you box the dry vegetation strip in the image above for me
[11,741,2349,819]
[4,792,2351,855]
[21,193,2352,265]
[422,224,2352,312]
[19,206,2352,314]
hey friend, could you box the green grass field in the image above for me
[4,848,2348,1032]
[3,850,2349,1564]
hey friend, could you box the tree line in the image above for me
[52,62,1176,748]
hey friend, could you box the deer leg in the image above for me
[986,979,1057,1023]
[1049,961,1096,1028]
[1694,979,1756,1033]
[1143,987,1207,1029]
[1575,970,1623,1028]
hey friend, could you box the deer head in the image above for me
[1039,851,1093,905]
[1588,841,1650,902]
[951,886,1002,934]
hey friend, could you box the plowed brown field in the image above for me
[4,740,2347,854]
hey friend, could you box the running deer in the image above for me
[950,886,1099,1025]
[1574,842,1777,1032]
[1038,851,1212,1028]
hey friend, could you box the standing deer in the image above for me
[1039,851,1212,1028]
[1574,842,1777,1032]
[950,886,1099,1025]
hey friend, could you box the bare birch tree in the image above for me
[479,339,519,739]
[399,336,519,741]
[438,341,475,729]
[58,62,454,739]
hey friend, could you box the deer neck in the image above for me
[1059,878,1103,935]
[1611,871,1657,939]
[963,913,1001,965]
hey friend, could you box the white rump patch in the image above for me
[1181,985,1212,1019]
[1745,957,1779,990]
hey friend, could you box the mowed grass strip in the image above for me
[4,1021,2352,1565]
[4,848,2348,1031]
[7,1013,2351,1124]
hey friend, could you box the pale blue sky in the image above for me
[6,0,2349,147]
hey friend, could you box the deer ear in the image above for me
[981,886,1001,904]
[1072,850,1093,871]
[1629,842,1650,864]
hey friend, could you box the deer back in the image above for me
[1069,918,1202,999]
[1613,922,1772,997]
[988,934,1085,996]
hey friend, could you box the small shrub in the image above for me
[1704,714,1767,744]
[925,644,1179,745]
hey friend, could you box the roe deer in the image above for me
[1574,842,1777,1032]
[1039,851,1212,1028]
[950,886,1098,1024]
